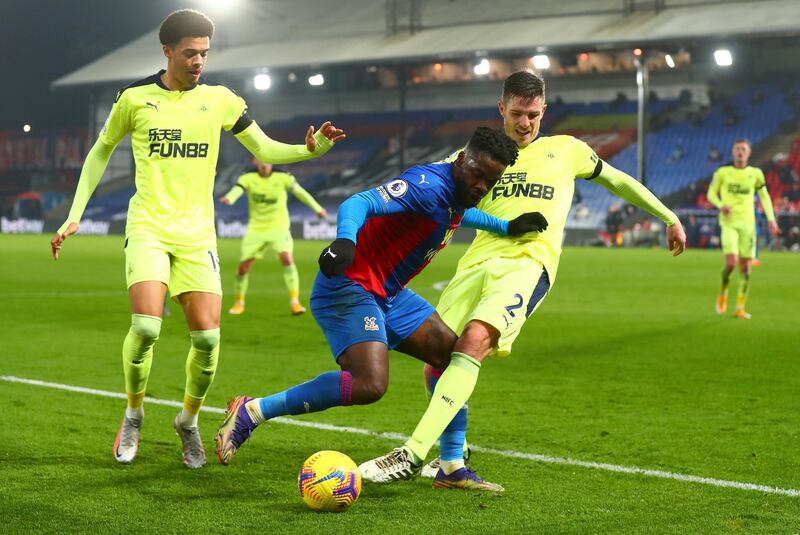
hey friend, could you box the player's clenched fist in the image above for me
[318,238,356,278]
[507,212,548,235]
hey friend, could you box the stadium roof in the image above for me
[53,0,800,89]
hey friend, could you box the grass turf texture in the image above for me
[1,234,798,533]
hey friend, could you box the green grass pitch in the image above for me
[1,233,798,533]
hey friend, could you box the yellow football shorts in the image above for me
[124,234,221,299]
[436,255,550,358]
[240,229,293,262]
[720,222,756,258]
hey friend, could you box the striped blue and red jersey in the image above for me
[336,162,509,298]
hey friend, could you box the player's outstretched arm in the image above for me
[234,121,345,165]
[51,139,117,260]
[462,208,548,236]
[290,182,325,217]
[593,161,685,255]
[219,183,245,205]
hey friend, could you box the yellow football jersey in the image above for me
[100,70,247,247]
[235,171,296,233]
[708,165,766,226]
[456,135,599,282]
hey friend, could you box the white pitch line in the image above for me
[2,374,798,498]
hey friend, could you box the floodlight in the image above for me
[473,59,490,76]
[714,49,732,66]
[253,74,271,91]
[532,55,550,70]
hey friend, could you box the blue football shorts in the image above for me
[310,272,435,360]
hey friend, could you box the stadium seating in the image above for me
[53,85,797,230]
[569,84,796,229]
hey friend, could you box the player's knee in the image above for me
[424,318,457,368]
[455,321,497,362]
[355,377,388,404]
[279,252,293,266]
[428,351,451,370]
[190,328,220,353]
[130,313,162,341]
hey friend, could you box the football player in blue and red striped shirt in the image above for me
[215,127,548,465]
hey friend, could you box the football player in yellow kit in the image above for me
[708,139,780,318]
[360,70,685,491]
[221,158,327,316]
[50,9,344,468]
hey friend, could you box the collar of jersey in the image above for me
[154,69,200,93]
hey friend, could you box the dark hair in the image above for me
[502,70,546,104]
[159,9,214,46]
[733,138,751,148]
[466,127,519,167]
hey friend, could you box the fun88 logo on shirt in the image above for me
[148,128,209,158]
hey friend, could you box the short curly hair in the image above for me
[466,126,519,167]
[159,9,214,46]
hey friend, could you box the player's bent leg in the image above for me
[393,312,457,370]
[360,317,497,484]
[734,257,752,319]
[338,342,389,404]
[116,281,167,464]
[394,315,473,479]
[230,258,255,315]
[175,326,220,468]
[717,254,737,314]
[118,313,162,464]
[279,252,305,315]
[175,291,221,468]
[216,341,388,465]
[361,348,488,483]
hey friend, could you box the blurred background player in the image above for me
[220,157,327,316]
[708,138,780,319]
[359,70,686,491]
[50,9,344,468]
[214,127,550,466]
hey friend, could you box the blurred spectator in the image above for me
[574,204,590,221]
[671,140,684,162]
[605,203,624,246]
[779,164,798,185]
[707,145,722,162]
[785,183,800,204]
[612,92,627,108]
[785,224,800,251]
[689,110,706,127]
[699,219,715,249]
[685,213,701,248]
